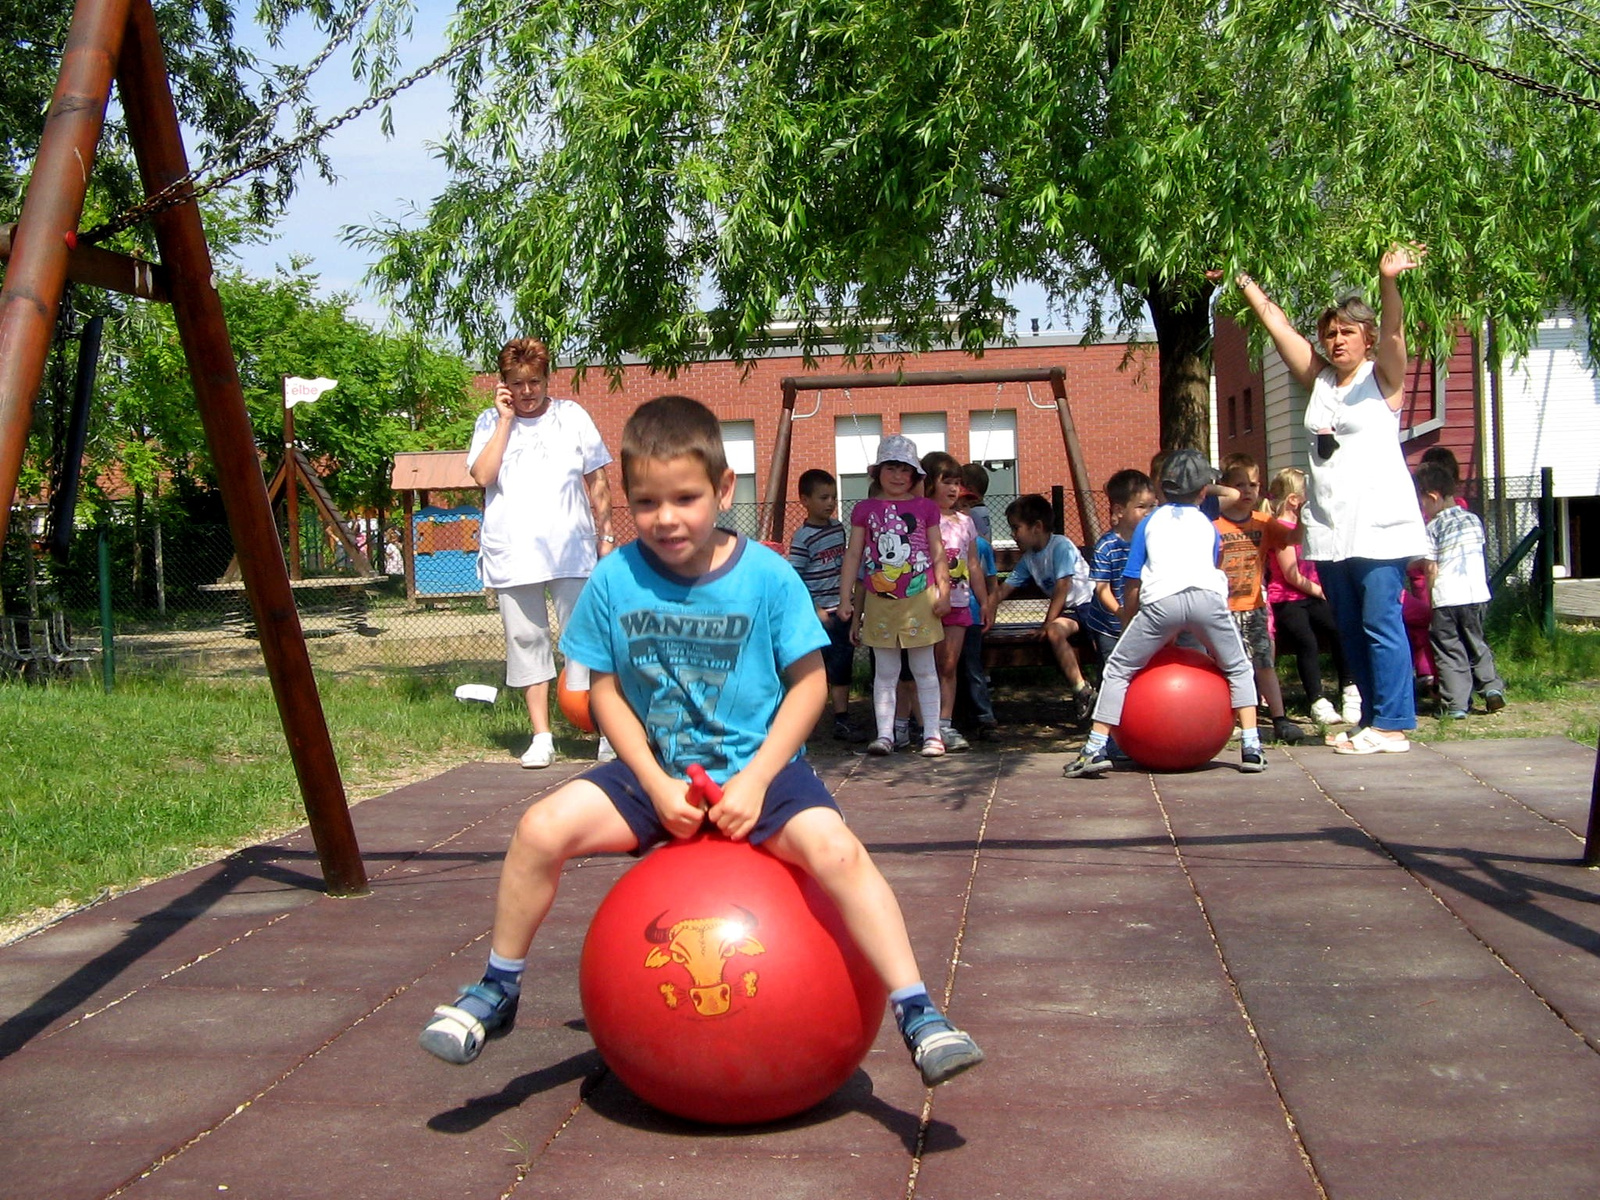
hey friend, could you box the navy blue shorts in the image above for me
[581,757,841,853]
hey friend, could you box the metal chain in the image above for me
[1330,0,1600,112]
[82,0,539,244]
[200,0,381,186]
[1505,0,1600,80]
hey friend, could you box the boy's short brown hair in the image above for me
[1005,493,1053,529]
[798,468,835,497]
[498,337,550,379]
[1414,461,1458,499]
[621,395,729,492]
[961,461,990,497]
[1105,468,1154,510]
[1220,452,1258,482]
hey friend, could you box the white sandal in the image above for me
[1332,727,1410,755]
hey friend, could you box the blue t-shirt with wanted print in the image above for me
[560,535,828,785]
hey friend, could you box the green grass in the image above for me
[0,670,570,926]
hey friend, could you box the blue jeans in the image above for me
[1317,558,1415,732]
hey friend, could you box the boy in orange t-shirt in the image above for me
[1213,457,1304,745]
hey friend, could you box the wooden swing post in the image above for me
[0,0,367,896]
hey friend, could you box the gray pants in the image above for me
[1094,588,1257,726]
[1429,602,1503,713]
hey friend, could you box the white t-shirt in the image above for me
[466,398,613,588]
[1123,504,1227,606]
[1301,361,1429,563]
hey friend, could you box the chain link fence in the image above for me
[1,477,1552,681]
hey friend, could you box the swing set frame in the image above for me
[760,366,1103,546]
[0,0,366,895]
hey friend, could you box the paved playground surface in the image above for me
[3,735,1599,1199]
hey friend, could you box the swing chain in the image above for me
[81,0,539,245]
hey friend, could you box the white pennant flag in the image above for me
[285,376,338,407]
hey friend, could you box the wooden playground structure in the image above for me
[0,0,365,894]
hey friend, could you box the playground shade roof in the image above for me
[391,451,477,492]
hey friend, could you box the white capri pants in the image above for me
[498,577,589,688]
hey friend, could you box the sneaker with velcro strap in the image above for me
[419,980,518,1065]
[902,1010,985,1087]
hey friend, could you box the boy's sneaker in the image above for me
[976,720,1000,742]
[1441,709,1468,720]
[865,736,894,756]
[596,736,617,763]
[1063,745,1113,778]
[520,735,554,769]
[419,981,518,1065]
[1310,697,1341,726]
[1271,717,1305,745]
[893,720,913,750]
[1240,744,1268,773]
[1484,690,1506,714]
[1071,684,1098,725]
[940,724,971,752]
[920,736,946,758]
[902,1010,985,1087]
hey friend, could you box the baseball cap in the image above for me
[1160,449,1218,499]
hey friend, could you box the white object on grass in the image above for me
[455,684,499,704]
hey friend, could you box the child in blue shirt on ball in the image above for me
[420,395,983,1088]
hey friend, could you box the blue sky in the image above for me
[228,3,1056,346]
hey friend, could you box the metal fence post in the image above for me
[1538,467,1555,636]
[98,525,114,691]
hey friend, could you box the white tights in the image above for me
[873,645,940,742]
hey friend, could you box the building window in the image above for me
[719,420,759,535]
[835,413,883,510]
[901,412,948,459]
[968,410,1019,501]
[1243,387,1253,433]
[1227,394,1238,439]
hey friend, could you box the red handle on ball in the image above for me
[686,763,723,808]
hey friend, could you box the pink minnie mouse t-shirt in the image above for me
[850,497,941,599]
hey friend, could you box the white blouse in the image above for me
[1301,361,1430,563]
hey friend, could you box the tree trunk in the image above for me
[1145,281,1215,453]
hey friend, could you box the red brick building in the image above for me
[486,333,1160,544]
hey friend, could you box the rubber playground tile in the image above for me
[958,906,1219,966]
[113,1093,530,1200]
[910,1099,1321,1200]
[49,981,375,1057]
[1305,1136,1600,1200]
[514,1149,914,1198]
[1264,1032,1600,1149]
[964,858,1194,912]
[951,1017,1270,1108]
[0,909,308,1058]
[1237,977,1588,1071]
[960,957,1242,1027]
[0,1043,304,1193]
[1203,908,1509,987]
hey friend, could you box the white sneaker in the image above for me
[520,734,554,769]
[1310,697,1341,725]
[1340,685,1363,727]
[596,736,617,763]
